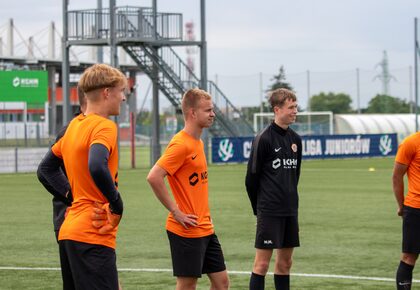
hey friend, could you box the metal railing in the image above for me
[68,6,183,41]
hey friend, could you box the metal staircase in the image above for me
[68,6,254,137]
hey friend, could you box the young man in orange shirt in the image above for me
[147,88,229,290]
[393,132,420,290]
[38,63,126,289]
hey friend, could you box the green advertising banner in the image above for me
[0,71,48,104]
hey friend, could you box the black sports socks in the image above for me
[396,261,414,290]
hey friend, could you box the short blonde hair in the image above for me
[268,88,296,110]
[78,64,127,94]
[181,88,212,116]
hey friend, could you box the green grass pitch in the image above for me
[0,157,412,289]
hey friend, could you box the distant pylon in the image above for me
[373,50,396,95]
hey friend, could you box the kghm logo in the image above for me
[379,135,392,155]
[218,139,234,162]
[12,77,39,88]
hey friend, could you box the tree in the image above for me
[257,66,293,112]
[309,92,353,114]
[364,94,410,113]
[268,65,293,91]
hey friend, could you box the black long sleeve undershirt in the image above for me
[37,150,72,205]
[88,143,123,215]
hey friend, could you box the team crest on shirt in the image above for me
[291,144,298,152]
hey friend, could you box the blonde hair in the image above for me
[268,88,296,110]
[76,86,86,108]
[78,64,127,94]
[181,88,212,116]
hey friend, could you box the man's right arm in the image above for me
[37,150,72,205]
[245,137,262,215]
[392,161,408,217]
[147,164,198,229]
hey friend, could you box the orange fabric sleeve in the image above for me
[90,120,117,152]
[396,137,416,166]
[157,140,187,176]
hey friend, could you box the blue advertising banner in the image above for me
[212,133,398,164]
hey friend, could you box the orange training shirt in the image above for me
[157,130,214,238]
[52,113,119,249]
[395,132,420,209]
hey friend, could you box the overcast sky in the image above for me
[0,0,419,109]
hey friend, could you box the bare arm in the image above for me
[147,164,198,228]
[392,161,408,217]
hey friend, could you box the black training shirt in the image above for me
[245,121,302,216]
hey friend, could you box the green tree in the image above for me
[309,92,353,114]
[268,65,293,91]
[364,94,410,113]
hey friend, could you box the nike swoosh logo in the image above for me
[192,155,198,160]
[398,282,411,286]
[275,147,281,152]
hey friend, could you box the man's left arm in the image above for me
[296,136,303,184]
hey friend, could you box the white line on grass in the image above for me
[1,266,418,283]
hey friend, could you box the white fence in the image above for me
[0,148,48,173]
[0,122,49,140]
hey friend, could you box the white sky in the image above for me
[0,0,419,109]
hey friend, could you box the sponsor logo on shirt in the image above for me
[272,158,298,169]
[188,171,208,186]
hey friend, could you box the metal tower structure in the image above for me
[62,0,254,164]
[373,50,396,95]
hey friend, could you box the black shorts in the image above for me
[255,215,300,249]
[402,206,420,253]
[59,240,119,290]
[167,231,226,277]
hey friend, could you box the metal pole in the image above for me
[200,0,209,159]
[153,0,157,40]
[7,19,13,57]
[109,0,117,67]
[97,0,103,63]
[259,72,264,131]
[130,112,136,169]
[307,70,311,135]
[415,18,419,132]
[48,66,57,136]
[151,0,161,165]
[62,0,71,125]
[356,68,361,114]
[151,49,161,165]
[410,66,413,113]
